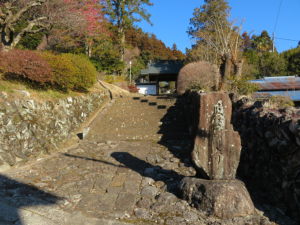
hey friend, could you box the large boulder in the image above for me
[177,177,255,219]
[190,92,241,180]
[177,61,221,95]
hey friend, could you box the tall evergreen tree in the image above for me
[260,30,272,47]
[187,0,244,88]
[241,31,252,51]
[105,0,153,63]
[187,0,231,41]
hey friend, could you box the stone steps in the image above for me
[86,95,189,141]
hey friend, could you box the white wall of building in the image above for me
[136,84,156,95]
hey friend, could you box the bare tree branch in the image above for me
[12,0,45,24]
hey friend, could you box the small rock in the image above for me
[179,163,185,168]
[141,177,155,187]
[35,182,48,188]
[172,202,186,212]
[146,155,157,164]
[154,181,165,188]
[140,185,158,198]
[150,202,168,213]
[76,149,85,153]
[183,212,198,222]
[188,167,196,175]
[134,208,151,219]
[160,184,168,192]
[156,158,165,164]
[163,162,178,170]
[170,158,180,163]
[15,90,30,97]
[156,193,177,204]
[41,176,52,182]
[136,198,152,209]
[163,154,173,160]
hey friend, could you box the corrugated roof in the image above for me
[251,76,300,90]
[141,60,184,75]
[253,90,300,101]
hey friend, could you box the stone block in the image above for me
[113,193,136,213]
[177,177,254,219]
[109,174,127,187]
[190,92,241,180]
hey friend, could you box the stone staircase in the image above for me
[86,95,190,142]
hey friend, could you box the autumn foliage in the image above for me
[0,49,97,91]
[0,49,53,85]
[128,85,140,93]
[177,61,221,95]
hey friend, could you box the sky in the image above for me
[138,0,300,54]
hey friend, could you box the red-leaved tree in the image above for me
[0,49,53,84]
[0,0,107,52]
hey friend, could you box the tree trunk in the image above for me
[85,42,92,58]
[119,0,125,62]
[221,56,232,90]
[234,59,244,80]
[119,25,125,62]
[1,43,13,52]
[1,31,14,52]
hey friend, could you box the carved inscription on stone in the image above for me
[191,92,241,180]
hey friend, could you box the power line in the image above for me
[274,0,283,32]
[276,37,299,42]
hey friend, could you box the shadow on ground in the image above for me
[0,175,61,225]
[155,96,191,163]
[64,152,185,194]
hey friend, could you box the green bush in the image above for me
[227,75,260,96]
[269,95,295,109]
[67,54,97,90]
[41,52,97,91]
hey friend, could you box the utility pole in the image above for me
[272,31,275,52]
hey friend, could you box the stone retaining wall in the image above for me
[231,99,300,223]
[0,90,110,172]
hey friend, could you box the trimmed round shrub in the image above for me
[0,49,53,85]
[41,52,77,90]
[41,52,97,90]
[177,61,221,95]
[66,54,97,90]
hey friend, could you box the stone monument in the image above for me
[178,92,255,219]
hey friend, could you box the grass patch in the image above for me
[0,79,106,102]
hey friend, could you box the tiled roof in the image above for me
[141,60,184,75]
